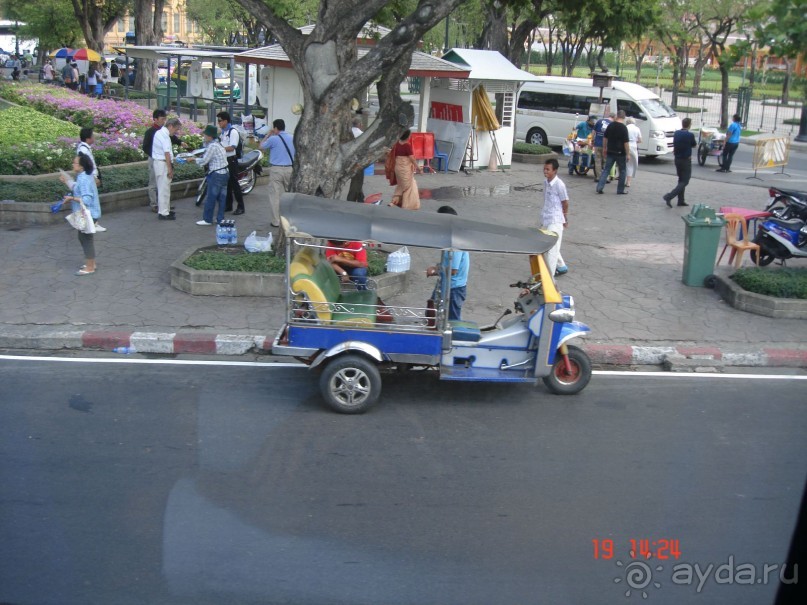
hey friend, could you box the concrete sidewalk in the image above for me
[1,160,805,367]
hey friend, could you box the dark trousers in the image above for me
[346,171,365,203]
[203,171,229,224]
[722,142,739,171]
[665,158,692,204]
[78,231,95,260]
[449,285,466,321]
[225,157,244,212]
[596,153,627,193]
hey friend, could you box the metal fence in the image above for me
[657,88,804,136]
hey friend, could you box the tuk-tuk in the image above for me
[272,194,592,413]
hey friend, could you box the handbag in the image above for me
[65,201,96,234]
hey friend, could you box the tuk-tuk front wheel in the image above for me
[543,345,592,395]
[319,354,381,414]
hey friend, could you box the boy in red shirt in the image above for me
[326,240,368,290]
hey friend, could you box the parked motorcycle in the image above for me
[752,215,807,266]
[765,187,807,221]
[180,148,264,207]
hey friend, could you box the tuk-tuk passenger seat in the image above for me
[290,249,378,326]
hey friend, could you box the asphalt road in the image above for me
[636,146,807,195]
[1,357,805,605]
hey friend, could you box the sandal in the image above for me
[75,269,95,276]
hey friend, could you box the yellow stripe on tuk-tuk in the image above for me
[529,254,562,303]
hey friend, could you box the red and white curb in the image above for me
[0,328,806,368]
[582,344,807,368]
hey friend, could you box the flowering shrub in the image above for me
[0,82,202,137]
[0,82,203,174]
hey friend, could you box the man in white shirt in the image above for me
[217,111,245,215]
[540,158,570,277]
[152,117,181,220]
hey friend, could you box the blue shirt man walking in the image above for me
[663,117,697,208]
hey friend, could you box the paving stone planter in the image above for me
[512,152,562,165]
[171,245,409,298]
[713,270,807,319]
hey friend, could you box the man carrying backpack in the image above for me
[217,111,245,215]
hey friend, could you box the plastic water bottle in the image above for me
[230,220,238,245]
[216,222,228,245]
[112,346,136,354]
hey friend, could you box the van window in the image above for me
[519,91,607,115]
[638,97,677,119]
[617,99,646,120]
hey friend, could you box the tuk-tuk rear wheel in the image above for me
[543,345,592,395]
[319,353,381,414]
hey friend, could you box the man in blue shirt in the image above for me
[663,117,697,208]
[592,113,612,178]
[426,206,470,321]
[717,114,742,173]
[260,119,296,227]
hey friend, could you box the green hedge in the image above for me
[0,162,204,203]
[513,142,553,155]
[185,248,387,274]
[730,267,807,300]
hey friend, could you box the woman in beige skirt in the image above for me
[388,130,421,210]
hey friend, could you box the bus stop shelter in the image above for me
[110,45,251,122]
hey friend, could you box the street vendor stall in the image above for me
[421,49,541,171]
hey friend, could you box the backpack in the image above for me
[229,125,246,159]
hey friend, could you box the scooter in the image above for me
[188,148,264,206]
[752,216,807,266]
[765,187,807,221]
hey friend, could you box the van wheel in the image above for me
[526,128,548,147]
[319,354,381,414]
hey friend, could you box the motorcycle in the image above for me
[764,187,807,221]
[177,147,264,207]
[752,216,807,266]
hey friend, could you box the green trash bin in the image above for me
[681,204,725,287]
[156,85,168,108]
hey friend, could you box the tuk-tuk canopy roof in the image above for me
[281,194,557,254]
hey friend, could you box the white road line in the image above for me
[593,370,807,380]
[0,354,305,368]
[0,354,805,379]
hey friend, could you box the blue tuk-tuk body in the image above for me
[272,194,591,413]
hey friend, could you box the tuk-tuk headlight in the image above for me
[550,296,575,322]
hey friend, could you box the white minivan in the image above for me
[516,76,682,157]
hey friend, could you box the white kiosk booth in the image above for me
[417,49,540,171]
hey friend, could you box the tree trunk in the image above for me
[134,0,165,92]
[671,60,680,108]
[719,62,730,128]
[231,0,465,197]
[782,58,792,104]
[70,0,125,52]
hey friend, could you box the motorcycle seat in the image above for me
[237,149,261,170]
[775,188,807,202]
